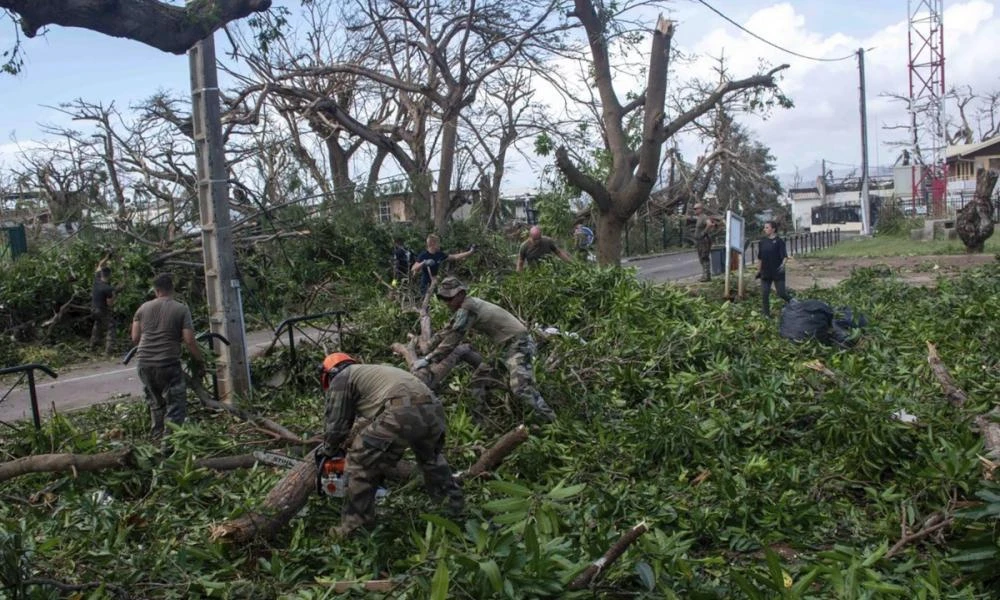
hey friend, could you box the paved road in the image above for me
[0,255,707,425]
[628,249,703,283]
[0,325,336,425]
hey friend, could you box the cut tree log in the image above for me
[209,447,320,543]
[211,425,528,543]
[0,447,134,484]
[567,521,649,590]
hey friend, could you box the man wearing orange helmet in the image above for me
[315,352,464,538]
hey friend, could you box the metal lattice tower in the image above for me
[907,0,946,212]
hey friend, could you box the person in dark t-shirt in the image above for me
[410,233,476,296]
[756,221,792,318]
[516,226,572,271]
[89,258,116,355]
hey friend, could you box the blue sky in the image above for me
[2,1,998,190]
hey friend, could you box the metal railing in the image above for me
[745,228,841,264]
[0,363,58,430]
[273,311,349,365]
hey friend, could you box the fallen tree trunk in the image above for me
[211,425,528,543]
[568,521,649,590]
[0,447,134,484]
[209,448,320,543]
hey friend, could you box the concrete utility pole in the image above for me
[857,48,871,235]
[189,34,251,402]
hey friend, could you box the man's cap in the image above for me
[437,277,467,298]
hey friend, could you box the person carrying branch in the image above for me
[516,226,573,271]
[688,203,722,282]
[315,353,464,538]
[410,233,476,297]
[411,277,556,423]
[89,255,116,355]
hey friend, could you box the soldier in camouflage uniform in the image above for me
[688,203,720,282]
[315,353,464,538]
[411,277,556,423]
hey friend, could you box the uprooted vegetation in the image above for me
[1,235,999,597]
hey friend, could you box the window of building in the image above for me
[378,200,391,223]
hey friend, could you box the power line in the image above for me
[695,0,857,63]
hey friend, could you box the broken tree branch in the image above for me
[568,521,649,590]
[926,342,968,407]
[0,447,134,484]
[457,424,529,482]
[188,375,306,444]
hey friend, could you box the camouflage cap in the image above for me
[436,276,467,298]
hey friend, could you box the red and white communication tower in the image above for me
[907,0,946,214]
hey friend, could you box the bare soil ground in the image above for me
[785,254,997,289]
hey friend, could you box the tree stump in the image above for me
[956,168,998,253]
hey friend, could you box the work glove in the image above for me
[468,244,477,252]
[314,444,333,470]
[754,272,761,280]
[422,259,437,269]
[412,358,429,371]
[777,264,785,274]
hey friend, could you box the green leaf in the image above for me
[487,480,534,498]
[430,560,449,600]
[546,482,586,500]
[479,559,503,593]
[482,498,531,514]
[635,561,656,591]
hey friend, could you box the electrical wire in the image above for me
[695,0,857,63]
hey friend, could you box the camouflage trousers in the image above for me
[89,309,115,355]
[696,235,712,280]
[137,363,187,438]
[341,399,464,534]
[471,333,555,422]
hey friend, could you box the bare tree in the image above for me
[551,2,789,265]
[262,0,571,232]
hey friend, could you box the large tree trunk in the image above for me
[434,115,460,233]
[595,214,626,265]
[956,169,998,253]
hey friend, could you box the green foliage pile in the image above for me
[1,258,999,598]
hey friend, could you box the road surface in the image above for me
[0,253,709,425]
[0,325,337,425]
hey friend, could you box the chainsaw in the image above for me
[251,450,387,500]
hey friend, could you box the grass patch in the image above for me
[805,233,998,258]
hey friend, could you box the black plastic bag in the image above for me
[779,299,834,343]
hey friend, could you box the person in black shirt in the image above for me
[89,258,116,355]
[756,221,792,318]
[410,233,475,296]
